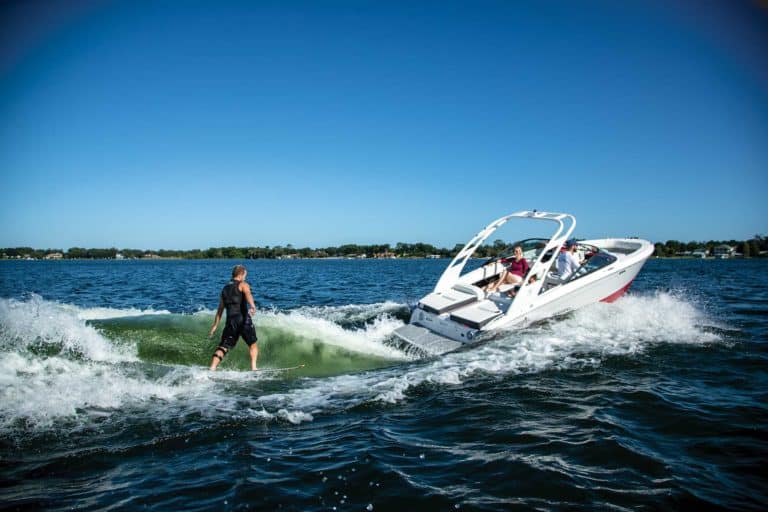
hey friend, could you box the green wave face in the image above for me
[90,313,401,376]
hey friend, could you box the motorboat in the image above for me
[392,210,654,355]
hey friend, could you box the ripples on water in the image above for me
[0,259,766,510]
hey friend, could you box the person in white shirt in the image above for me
[556,240,582,280]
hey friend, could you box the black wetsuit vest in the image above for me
[221,280,247,318]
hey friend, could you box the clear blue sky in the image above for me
[1,0,766,250]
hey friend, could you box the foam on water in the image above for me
[194,302,409,360]
[0,291,721,432]
[544,290,722,350]
[259,307,408,360]
[291,301,405,324]
[0,297,410,432]
[0,296,220,431]
[0,355,215,430]
[61,303,171,321]
[252,291,723,422]
[0,294,139,362]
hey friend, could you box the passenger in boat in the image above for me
[208,265,259,371]
[486,245,529,293]
[556,239,582,280]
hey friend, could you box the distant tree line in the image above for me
[1,240,519,260]
[2,236,766,260]
[652,235,767,257]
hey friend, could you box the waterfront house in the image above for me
[691,248,708,258]
[714,245,735,259]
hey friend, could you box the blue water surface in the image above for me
[0,258,766,510]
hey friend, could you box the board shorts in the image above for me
[220,314,258,349]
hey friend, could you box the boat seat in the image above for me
[541,272,564,292]
[449,300,503,329]
[418,284,482,315]
[451,283,484,299]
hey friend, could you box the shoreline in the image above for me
[0,256,451,261]
[2,255,766,262]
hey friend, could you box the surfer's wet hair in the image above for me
[232,265,247,278]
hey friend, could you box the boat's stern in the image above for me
[392,306,483,355]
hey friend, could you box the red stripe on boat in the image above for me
[601,280,633,303]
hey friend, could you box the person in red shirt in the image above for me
[486,245,529,293]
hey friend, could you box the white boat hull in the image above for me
[499,255,646,327]
[392,211,653,355]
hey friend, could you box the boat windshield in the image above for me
[565,245,617,282]
[518,238,553,263]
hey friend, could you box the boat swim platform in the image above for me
[392,324,463,355]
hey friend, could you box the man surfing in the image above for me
[208,264,258,371]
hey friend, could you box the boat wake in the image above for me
[0,290,722,435]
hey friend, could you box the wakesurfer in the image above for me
[208,264,258,371]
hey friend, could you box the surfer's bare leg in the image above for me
[249,343,259,371]
[210,347,227,371]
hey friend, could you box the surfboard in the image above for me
[257,363,306,373]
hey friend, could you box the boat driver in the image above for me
[556,240,582,280]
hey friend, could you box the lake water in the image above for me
[1,258,766,510]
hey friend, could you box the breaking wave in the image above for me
[0,290,721,433]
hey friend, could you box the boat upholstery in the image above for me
[450,300,503,329]
[418,284,482,315]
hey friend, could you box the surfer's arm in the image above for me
[208,299,225,337]
[241,282,257,317]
